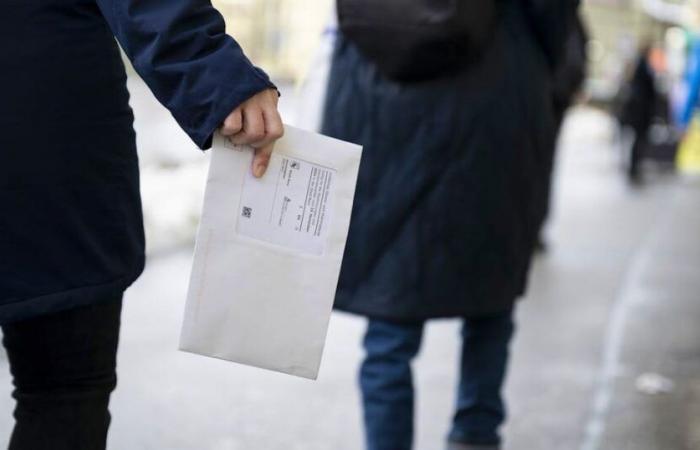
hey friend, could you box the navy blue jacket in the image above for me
[0,0,273,323]
[322,0,576,321]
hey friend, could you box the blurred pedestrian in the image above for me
[0,1,283,449]
[322,1,579,449]
[616,44,659,184]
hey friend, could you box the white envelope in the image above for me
[179,126,362,379]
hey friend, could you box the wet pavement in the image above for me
[0,78,699,450]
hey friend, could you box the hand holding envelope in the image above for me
[180,126,362,379]
[220,88,284,178]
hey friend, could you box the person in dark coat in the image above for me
[616,45,658,184]
[322,1,578,449]
[0,0,283,448]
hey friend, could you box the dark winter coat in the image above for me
[0,0,273,324]
[322,0,575,321]
[617,53,657,133]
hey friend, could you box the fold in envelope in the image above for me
[179,126,362,379]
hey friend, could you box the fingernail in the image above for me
[254,163,266,178]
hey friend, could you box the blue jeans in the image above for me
[359,311,515,450]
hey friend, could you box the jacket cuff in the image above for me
[180,66,276,150]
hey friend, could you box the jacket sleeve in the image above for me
[96,0,276,149]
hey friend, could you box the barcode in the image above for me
[242,206,252,218]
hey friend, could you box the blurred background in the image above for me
[2,0,700,449]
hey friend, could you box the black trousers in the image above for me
[1,296,123,450]
[628,133,646,181]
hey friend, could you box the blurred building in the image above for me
[214,0,332,83]
[583,0,689,102]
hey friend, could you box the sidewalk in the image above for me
[0,79,698,450]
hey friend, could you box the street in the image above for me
[0,77,699,450]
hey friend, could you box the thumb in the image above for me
[252,143,274,178]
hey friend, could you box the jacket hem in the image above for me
[0,257,145,326]
[333,290,520,323]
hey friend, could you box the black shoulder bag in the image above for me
[337,0,498,82]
